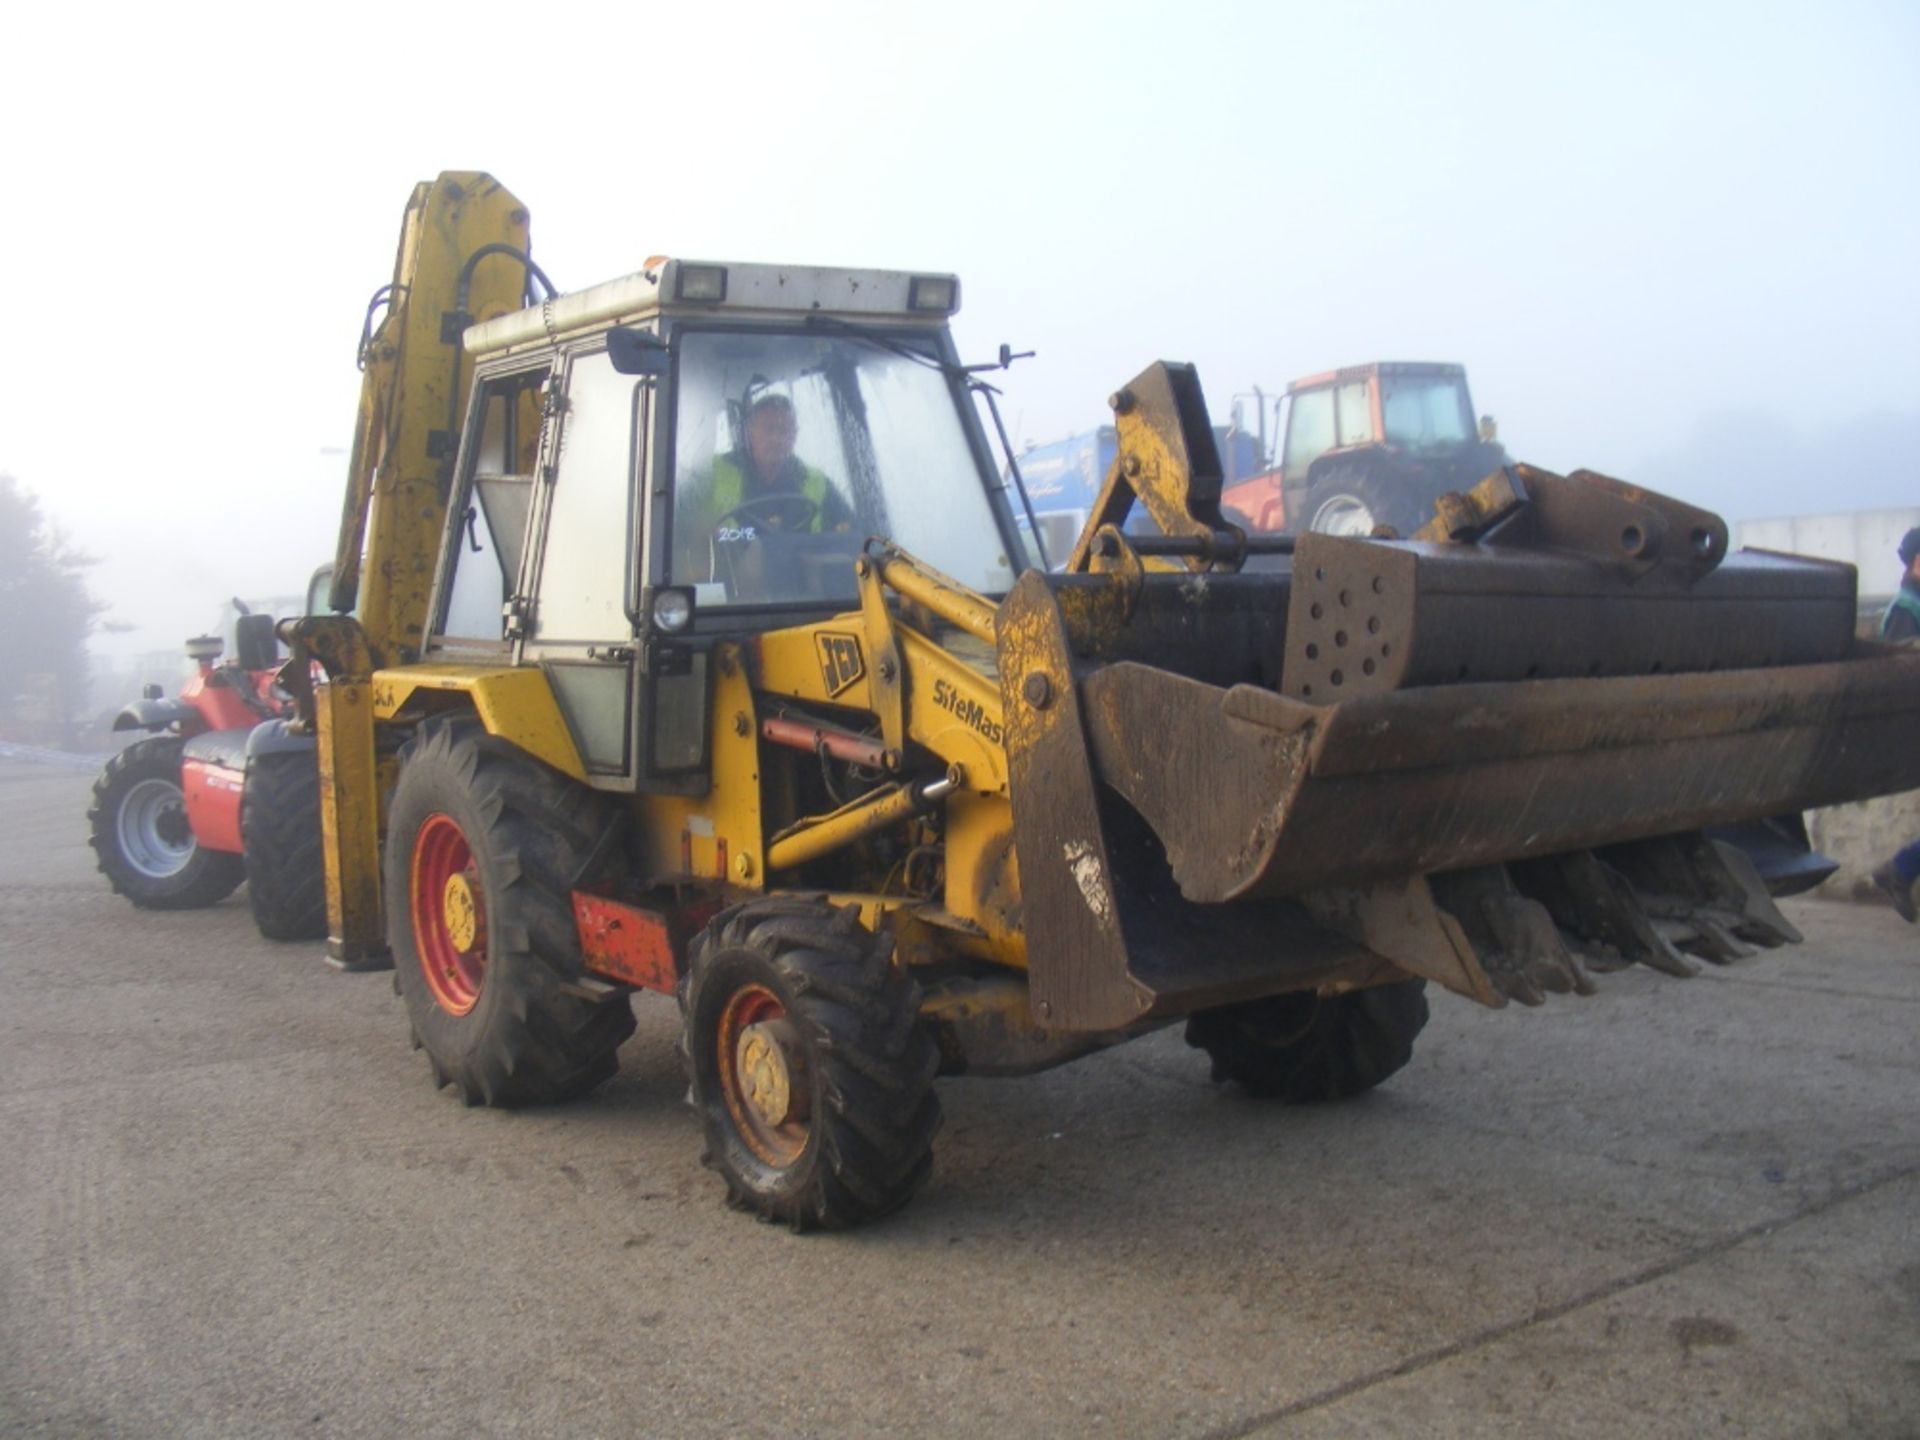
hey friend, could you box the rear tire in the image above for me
[681,899,942,1230]
[88,735,244,909]
[1304,466,1431,539]
[386,719,634,1107]
[242,750,328,941]
[1185,980,1429,1102]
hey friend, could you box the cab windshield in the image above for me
[1380,374,1473,450]
[670,329,1021,607]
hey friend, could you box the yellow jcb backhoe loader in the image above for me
[281,173,1920,1229]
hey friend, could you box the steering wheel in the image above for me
[715,493,819,534]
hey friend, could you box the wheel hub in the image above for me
[735,1019,808,1128]
[117,777,196,879]
[717,985,812,1167]
[441,872,482,955]
[410,813,487,1016]
[1311,495,1379,537]
[155,805,193,847]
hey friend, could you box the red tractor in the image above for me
[1222,361,1507,537]
[88,605,326,940]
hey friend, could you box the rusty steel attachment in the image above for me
[1281,531,1855,701]
[1417,463,1728,578]
[1002,360,1920,1032]
[1067,363,1237,575]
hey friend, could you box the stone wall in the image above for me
[1807,790,1920,901]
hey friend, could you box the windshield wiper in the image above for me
[801,315,1049,568]
[803,314,963,378]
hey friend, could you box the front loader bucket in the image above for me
[1081,650,1920,902]
[997,570,1920,1031]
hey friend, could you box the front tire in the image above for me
[87,735,244,909]
[1185,980,1430,1102]
[681,899,941,1230]
[386,719,634,1107]
[241,750,328,941]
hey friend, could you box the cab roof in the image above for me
[465,258,961,357]
[1285,361,1467,394]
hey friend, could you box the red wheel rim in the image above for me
[410,812,487,1016]
[717,983,810,1168]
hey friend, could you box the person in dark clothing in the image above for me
[1878,525,1920,642]
[1868,526,1920,919]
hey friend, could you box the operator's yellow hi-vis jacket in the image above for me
[702,452,851,534]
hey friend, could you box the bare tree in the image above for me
[0,474,103,743]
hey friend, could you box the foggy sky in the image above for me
[2,0,1914,663]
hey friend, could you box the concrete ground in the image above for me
[1,757,1915,1438]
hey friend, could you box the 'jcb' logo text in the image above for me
[816,633,864,697]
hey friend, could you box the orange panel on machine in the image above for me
[180,759,245,854]
[572,891,687,994]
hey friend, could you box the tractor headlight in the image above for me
[908,275,958,313]
[675,264,728,303]
[649,587,695,634]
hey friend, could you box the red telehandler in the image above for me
[89,598,326,940]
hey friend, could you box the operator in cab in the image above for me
[677,391,859,602]
[706,394,854,535]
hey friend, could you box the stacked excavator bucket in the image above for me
[997,363,1920,1031]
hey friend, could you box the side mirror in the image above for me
[608,326,671,377]
[306,563,338,617]
[234,612,279,672]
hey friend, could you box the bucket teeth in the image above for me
[1429,866,1598,1007]
[1598,834,1802,962]
[1679,916,1757,963]
[1508,850,1698,979]
[1697,836,1803,947]
[1415,828,1799,1006]
[1304,829,1802,1010]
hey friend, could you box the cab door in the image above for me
[518,345,652,787]
[431,362,553,654]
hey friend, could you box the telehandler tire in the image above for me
[681,899,942,1230]
[386,719,634,1108]
[241,750,328,941]
[1185,979,1429,1102]
[88,735,245,909]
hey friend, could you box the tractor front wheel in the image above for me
[1185,980,1429,1102]
[241,750,328,941]
[681,900,941,1229]
[386,719,634,1107]
[87,735,244,909]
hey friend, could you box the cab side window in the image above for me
[439,370,546,642]
[1283,388,1336,477]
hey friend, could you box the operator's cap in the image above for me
[1900,527,1920,565]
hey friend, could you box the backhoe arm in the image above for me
[331,172,532,666]
[301,173,533,967]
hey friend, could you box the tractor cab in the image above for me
[1219,362,1503,538]
[1280,362,1477,480]
[1276,361,1507,537]
[423,260,1030,789]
